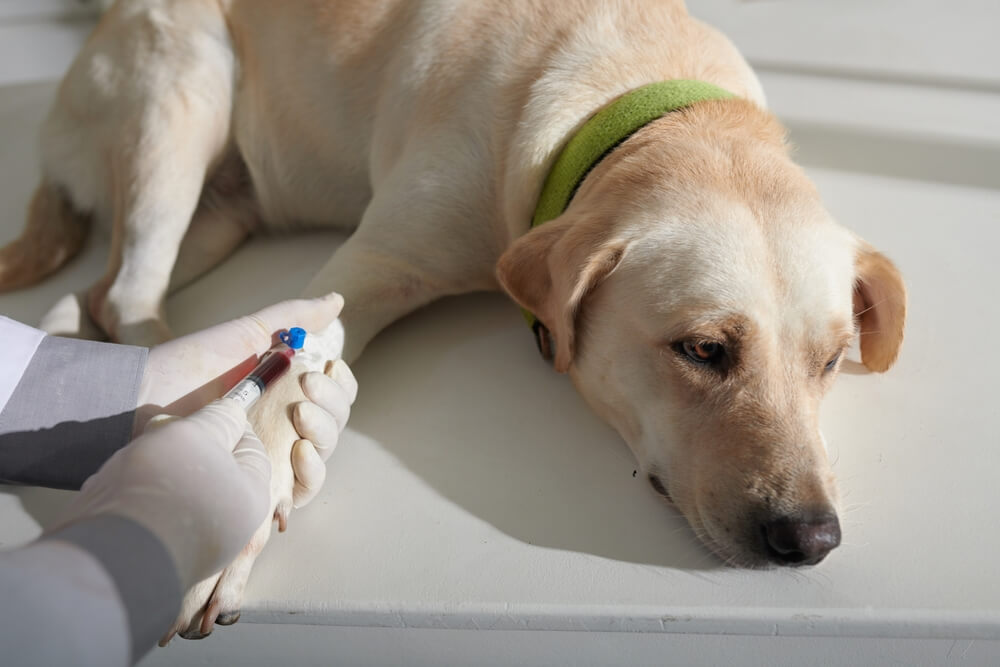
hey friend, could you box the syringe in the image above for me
[224,327,306,411]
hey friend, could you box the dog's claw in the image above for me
[201,598,222,636]
[216,610,241,626]
[178,627,211,641]
[275,504,289,533]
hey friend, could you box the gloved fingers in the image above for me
[183,399,252,454]
[242,293,345,354]
[232,424,272,496]
[325,358,358,405]
[291,439,326,508]
[142,413,181,433]
[301,368,354,428]
[292,401,341,461]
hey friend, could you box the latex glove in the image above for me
[134,294,357,507]
[60,400,270,591]
[290,357,357,507]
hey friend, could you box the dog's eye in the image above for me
[681,340,725,365]
[824,353,842,373]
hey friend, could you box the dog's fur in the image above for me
[0,0,905,640]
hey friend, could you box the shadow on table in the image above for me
[2,286,720,572]
[349,292,723,572]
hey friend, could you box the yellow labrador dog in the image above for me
[0,0,905,641]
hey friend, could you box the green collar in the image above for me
[525,79,736,358]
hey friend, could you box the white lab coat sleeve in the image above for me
[0,316,46,412]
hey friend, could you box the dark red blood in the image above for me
[249,347,294,389]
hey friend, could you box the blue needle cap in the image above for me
[279,327,307,350]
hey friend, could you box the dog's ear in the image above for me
[853,242,906,372]
[496,214,628,373]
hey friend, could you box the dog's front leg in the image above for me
[161,357,319,642]
[161,320,346,641]
[303,184,498,361]
[162,158,494,639]
[301,238,445,362]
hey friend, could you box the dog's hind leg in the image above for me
[0,184,90,293]
[85,108,234,347]
[39,291,107,341]
[167,151,258,293]
[36,2,236,345]
[39,151,255,340]
[2,186,101,340]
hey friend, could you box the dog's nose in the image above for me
[763,513,841,566]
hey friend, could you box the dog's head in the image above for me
[497,99,905,567]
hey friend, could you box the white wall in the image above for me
[684,0,1000,188]
[688,0,999,89]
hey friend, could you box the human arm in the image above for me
[0,400,269,666]
[0,517,180,667]
[0,315,146,488]
[0,296,356,498]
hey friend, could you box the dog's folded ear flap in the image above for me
[496,214,629,373]
[853,242,906,372]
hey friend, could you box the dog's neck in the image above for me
[530,81,735,230]
[522,80,736,357]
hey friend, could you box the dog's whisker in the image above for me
[853,297,889,318]
[840,502,871,513]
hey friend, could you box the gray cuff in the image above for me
[0,335,147,489]
[46,515,183,664]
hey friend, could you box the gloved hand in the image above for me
[60,400,270,591]
[289,356,357,507]
[134,294,358,508]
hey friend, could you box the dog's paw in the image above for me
[157,357,312,645]
[112,318,174,347]
[159,505,283,644]
[38,291,107,340]
[158,369,302,645]
[86,277,173,345]
[160,572,222,644]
